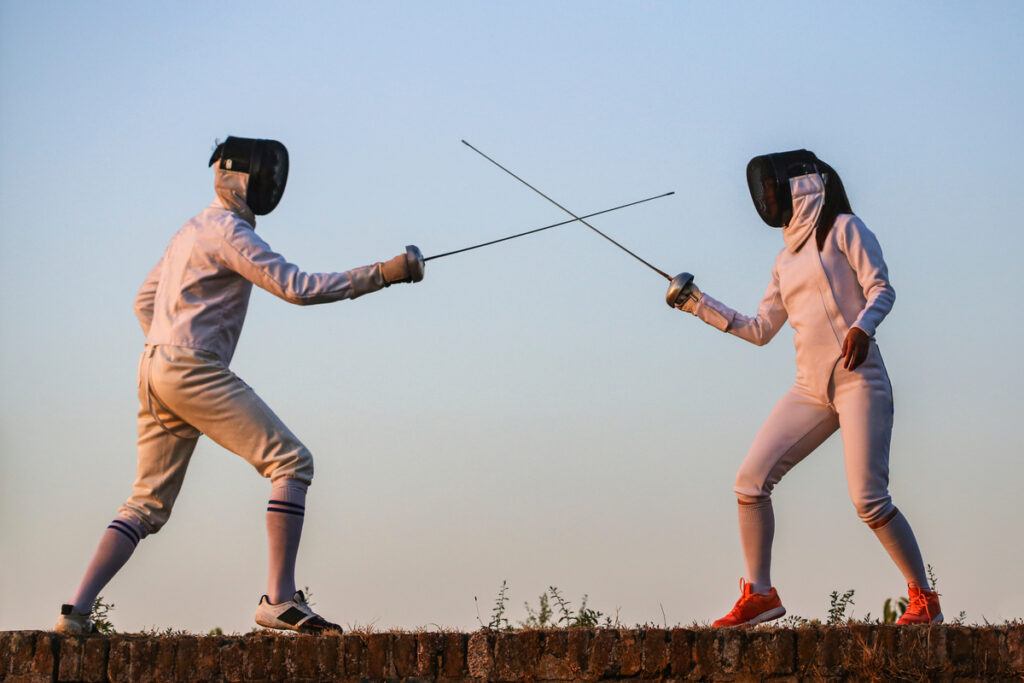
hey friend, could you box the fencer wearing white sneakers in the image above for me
[56,136,425,635]
[667,150,941,628]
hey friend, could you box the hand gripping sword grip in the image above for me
[666,272,694,307]
[405,245,425,283]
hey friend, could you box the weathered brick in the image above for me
[794,627,818,675]
[415,632,440,677]
[536,630,571,681]
[640,629,667,677]
[0,631,11,677]
[57,636,83,682]
[440,633,466,680]
[155,638,178,683]
[128,638,158,683]
[170,637,195,683]
[466,632,493,679]
[668,628,693,676]
[618,630,641,677]
[290,634,318,680]
[315,634,342,680]
[106,636,131,683]
[493,632,524,682]
[518,630,543,673]
[871,625,899,671]
[977,627,1008,675]
[4,632,58,683]
[718,628,744,673]
[691,629,719,678]
[897,626,931,674]
[926,626,950,670]
[7,632,36,677]
[243,635,269,681]
[943,626,973,676]
[587,629,620,678]
[743,629,795,675]
[342,634,364,679]
[835,623,875,672]
[195,637,221,681]
[365,633,393,679]
[1006,625,1024,673]
[265,635,291,681]
[82,637,110,683]
[819,627,846,674]
[218,638,244,683]
[566,629,591,678]
[391,634,416,679]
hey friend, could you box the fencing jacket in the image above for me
[692,175,895,400]
[134,198,387,364]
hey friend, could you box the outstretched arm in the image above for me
[216,224,420,305]
[133,257,163,335]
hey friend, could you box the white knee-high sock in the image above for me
[872,509,929,588]
[70,517,145,614]
[738,499,775,594]
[266,479,308,604]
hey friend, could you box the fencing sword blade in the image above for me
[461,139,672,280]
[424,191,673,262]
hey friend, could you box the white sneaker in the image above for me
[55,604,96,634]
[254,590,342,634]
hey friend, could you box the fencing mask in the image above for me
[208,136,289,215]
[746,149,821,228]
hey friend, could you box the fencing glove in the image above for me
[666,272,702,313]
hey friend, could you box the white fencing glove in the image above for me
[381,246,425,285]
[666,272,702,313]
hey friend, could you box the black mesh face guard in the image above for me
[209,136,289,215]
[746,149,819,227]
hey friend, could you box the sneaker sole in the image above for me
[745,606,787,626]
[896,611,944,625]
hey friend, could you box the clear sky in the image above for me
[1,1,1022,634]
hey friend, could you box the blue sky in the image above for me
[1,1,1022,632]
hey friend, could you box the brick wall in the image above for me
[3,625,1022,682]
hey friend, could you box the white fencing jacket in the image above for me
[134,199,387,364]
[692,174,895,400]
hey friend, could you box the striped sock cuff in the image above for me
[107,519,141,547]
[267,499,305,517]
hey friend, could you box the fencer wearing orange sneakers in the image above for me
[667,150,941,627]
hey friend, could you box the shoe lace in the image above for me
[724,578,753,619]
[905,585,932,619]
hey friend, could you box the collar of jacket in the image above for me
[214,167,256,227]
[783,173,824,253]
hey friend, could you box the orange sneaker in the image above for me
[712,578,786,627]
[896,582,943,624]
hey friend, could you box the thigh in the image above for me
[120,392,200,533]
[833,355,894,518]
[736,386,839,500]
[149,346,312,482]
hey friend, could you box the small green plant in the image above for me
[882,596,908,624]
[827,589,855,625]
[475,580,512,630]
[780,613,810,627]
[547,586,613,628]
[926,564,941,595]
[91,596,116,634]
[521,591,553,628]
[953,611,967,625]
[207,627,224,636]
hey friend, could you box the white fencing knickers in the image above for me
[734,345,897,527]
[119,344,314,534]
